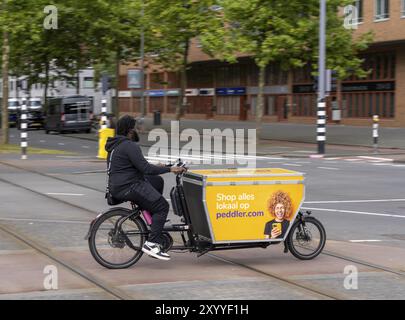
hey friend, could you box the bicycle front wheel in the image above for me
[88,209,147,269]
[287,216,326,260]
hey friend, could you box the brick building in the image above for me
[118,0,405,127]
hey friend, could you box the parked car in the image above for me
[44,95,93,134]
[17,98,45,130]
[8,98,19,127]
[28,98,42,110]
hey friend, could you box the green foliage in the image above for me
[144,0,223,71]
[1,0,143,94]
[208,0,373,79]
[197,0,373,125]
[1,0,373,123]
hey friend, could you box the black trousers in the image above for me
[122,175,168,245]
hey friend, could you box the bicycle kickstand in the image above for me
[283,241,289,253]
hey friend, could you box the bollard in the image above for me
[373,115,379,154]
[97,127,115,159]
[317,100,326,154]
[97,99,114,159]
[100,99,108,130]
[20,98,28,160]
[153,110,161,126]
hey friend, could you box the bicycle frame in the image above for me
[93,172,280,256]
[87,172,316,257]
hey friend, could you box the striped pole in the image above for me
[20,98,28,160]
[101,99,107,130]
[317,100,326,154]
[373,115,379,154]
[317,0,327,155]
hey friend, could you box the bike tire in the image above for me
[287,216,326,260]
[88,209,147,269]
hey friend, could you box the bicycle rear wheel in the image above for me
[287,216,326,260]
[88,209,147,269]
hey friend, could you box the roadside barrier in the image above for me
[20,98,28,160]
[373,115,379,154]
[100,99,107,130]
[97,128,115,159]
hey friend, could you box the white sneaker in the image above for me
[142,241,171,261]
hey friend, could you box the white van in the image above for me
[45,95,93,134]
[8,98,19,126]
[28,98,42,110]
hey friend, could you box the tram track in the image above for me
[205,252,344,300]
[1,160,405,299]
[0,173,343,300]
[0,223,133,300]
[0,160,106,194]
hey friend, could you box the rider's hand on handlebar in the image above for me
[170,166,187,174]
[156,162,167,167]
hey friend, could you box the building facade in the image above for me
[0,68,114,114]
[118,0,405,127]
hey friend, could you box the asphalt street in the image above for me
[9,128,98,155]
[1,128,405,299]
[7,128,405,247]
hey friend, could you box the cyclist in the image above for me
[105,115,186,260]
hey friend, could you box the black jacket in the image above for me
[105,135,170,196]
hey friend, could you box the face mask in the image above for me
[130,129,140,142]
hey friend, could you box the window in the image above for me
[63,101,90,115]
[360,52,395,81]
[266,64,288,85]
[355,0,364,23]
[266,96,276,116]
[348,0,363,24]
[66,77,77,88]
[217,96,240,115]
[195,37,203,48]
[375,0,389,20]
[402,0,405,17]
[83,77,94,89]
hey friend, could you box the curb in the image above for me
[136,124,405,151]
[62,132,405,158]
[63,134,98,142]
[280,152,405,159]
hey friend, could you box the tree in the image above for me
[1,0,46,143]
[85,0,143,116]
[1,25,9,144]
[144,0,223,119]
[203,0,372,136]
[2,0,143,117]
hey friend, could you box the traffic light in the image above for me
[101,74,113,95]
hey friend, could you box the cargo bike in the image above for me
[86,161,326,269]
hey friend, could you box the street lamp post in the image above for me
[140,0,146,117]
[317,0,327,154]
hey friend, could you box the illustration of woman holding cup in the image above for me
[264,191,293,239]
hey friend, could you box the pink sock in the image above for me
[142,210,152,225]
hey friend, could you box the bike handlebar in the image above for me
[166,158,188,174]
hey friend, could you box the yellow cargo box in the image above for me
[182,168,305,244]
